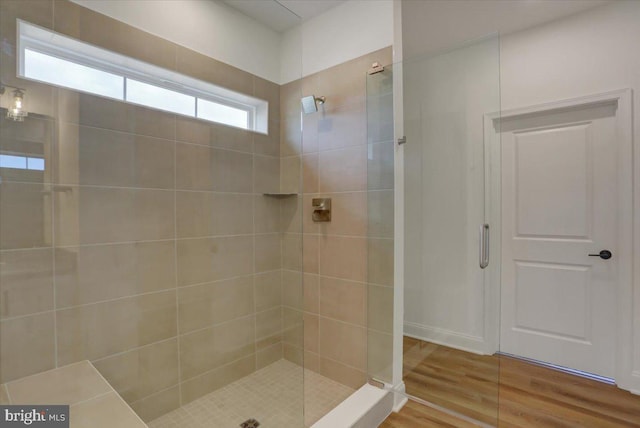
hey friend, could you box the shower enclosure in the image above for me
[388,35,502,425]
[0,0,305,423]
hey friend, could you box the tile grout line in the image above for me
[172,111,183,408]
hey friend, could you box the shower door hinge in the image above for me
[368,378,386,389]
[397,136,407,145]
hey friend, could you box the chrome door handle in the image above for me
[479,224,490,269]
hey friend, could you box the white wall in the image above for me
[280,0,394,83]
[70,0,285,83]
[401,0,640,392]
[500,0,640,392]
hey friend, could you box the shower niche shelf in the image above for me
[263,192,298,198]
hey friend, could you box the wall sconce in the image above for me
[0,85,28,122]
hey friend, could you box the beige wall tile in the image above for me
[56,290,176,365]
[282,270,302,309]
[368,190,394,239]
[180,316,255,380]
[301,109,319,154]
[176,192,253,238]
[6,361,110,405]
[254,195,281,234]
[304,313,319,354]
[253,155,279,194]
[254,271,281,312]
[56,125,174,189]
[303,234,319,274]
[54,0,176,71]
[176,143,253,192]
[318,192,367,237]
[55,187,174,246]
[255,307,282,346]
[368,284,394,334]
[316,102,366,152]
[255,233,281,273]
[0,312,55,383]
[280,196,301,234]
[283,343,303,366]
[70,392,147,428]
[176,236,253,286]
[57,91,176,139]
[368,330,393,384]
[303,273,319,314]
[303,351,320,373]
[318,235,366,282]
[319,317,366,370]
[55,241,175,308]
[280,156,300,194]
[254,121,280,157]
[256,343,283,369]
[368,238,394,286]
[175,116,253,153]
[175,47,253,96]
[0,249,53,319]
[281,116,302,157]
[280,80,302,121]
[0,183,51,250]
[304,59,365,110]
[178,276,254,334]
[319,357,366,390]
[180,355,255,404]
[282,233,302,271]
[318,146,366,193]
[367,141,394,191]
[254,76,281,124]
[282,307,303,348]
[302,153,319,193]
[319,277,366,326]
[93,339,179,404]
[129,386,180,423]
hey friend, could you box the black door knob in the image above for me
[588,250,612,260]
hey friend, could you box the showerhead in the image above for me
[301,95,326,114]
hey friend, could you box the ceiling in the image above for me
[224,0,611,38]
[223,0,346,33]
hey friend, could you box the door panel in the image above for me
[500,101,618,378]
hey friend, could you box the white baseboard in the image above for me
[404,322,490,355]
[391,381,408,413]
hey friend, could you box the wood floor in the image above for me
[380,337,640,427]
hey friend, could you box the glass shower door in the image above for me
[401,35,501,425]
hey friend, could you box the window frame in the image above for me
[17,20,268,134]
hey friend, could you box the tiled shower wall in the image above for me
[279,48,395,389]
[0,0,288,422]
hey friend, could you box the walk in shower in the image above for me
[0,1,398,427]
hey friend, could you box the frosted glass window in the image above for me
[27,157,45,171]
[198,98,249,128]
[0,155,27,169]
[24,49,123,99]
[126,79,195,116]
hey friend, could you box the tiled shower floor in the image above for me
[148,360,354,428]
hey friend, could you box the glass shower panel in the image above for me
[402,35,501,425]
[366,65,395,386]
[0,1,304,427]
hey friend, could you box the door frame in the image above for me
[484,89,635,391]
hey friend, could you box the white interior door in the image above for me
[499,99,626,379]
